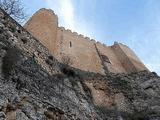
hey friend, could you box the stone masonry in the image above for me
[24,8,148,74]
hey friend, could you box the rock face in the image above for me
[0,8,160,120]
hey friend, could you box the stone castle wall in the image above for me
[112,43,148,73]
[24,8,59,57]
[24,8,148,74]
[118,43,148,71]
[95,43,126,73]
[57,27,105,74]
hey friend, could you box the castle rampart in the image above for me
[56,26,105,74]
[24,8,59,57]
[112,43,148,72]
[24,8,148,74]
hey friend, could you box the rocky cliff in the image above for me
[0,8,160,120]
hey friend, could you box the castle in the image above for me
[24,8,148,74]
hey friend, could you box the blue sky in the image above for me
[22,0,160,74]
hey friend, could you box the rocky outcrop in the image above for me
[0,8,160,120]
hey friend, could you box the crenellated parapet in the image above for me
[24,8,148,74]
[73,32,78,36]
[58,26,99,44]
[96,41,107,47]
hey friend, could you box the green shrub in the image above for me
[0,28,3,34]
[21,36,28,44]
[61,67,75,77]
[69,77,78,87]
[2,47,21,78]
[10,24,16,33]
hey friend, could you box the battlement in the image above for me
[58,26,97,44]
[24,8,148,74]
[37,8,58,19]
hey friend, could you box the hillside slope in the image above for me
[0,8,160,120]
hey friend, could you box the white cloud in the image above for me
[44,0,160,75]
[127,31,160,75]
[45,0,96,39]
[59,0,75,29]
[45,0,75,29]
[146,63,160,75]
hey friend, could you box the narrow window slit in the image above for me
[69,41,72,47]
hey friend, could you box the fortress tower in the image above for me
[24,9,59,57]
[24,8,148,74]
